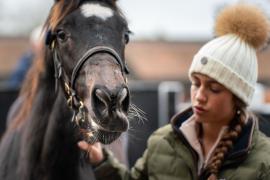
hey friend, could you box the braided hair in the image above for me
[206,98,247,180]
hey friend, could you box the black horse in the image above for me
[0,0,132,179]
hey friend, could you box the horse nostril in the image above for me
[92,88,110,119]
[118,88,130,112]
[95,89,111,104]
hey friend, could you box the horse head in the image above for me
[45,0,131,144]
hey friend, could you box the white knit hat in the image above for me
[189,4,269,105]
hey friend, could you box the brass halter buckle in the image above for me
[72,101,87,127]
[75,101,86,124]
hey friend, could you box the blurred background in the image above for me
[1,0,270,167]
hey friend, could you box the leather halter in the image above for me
[49,40,129,126]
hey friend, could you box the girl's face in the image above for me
[190,73,235,126]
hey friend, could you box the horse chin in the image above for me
[83,129,122,145]
[79,113,127,144]
[96,130,122,144]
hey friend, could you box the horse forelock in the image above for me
[47,0,80,30]
[47,0,118,31]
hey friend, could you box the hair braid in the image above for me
[206,104,246,180]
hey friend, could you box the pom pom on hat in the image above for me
[215,4,270,49]
[189,4,270,105]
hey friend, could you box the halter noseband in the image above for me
[48,38,129,127]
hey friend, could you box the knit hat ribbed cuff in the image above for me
[189,53,255,105]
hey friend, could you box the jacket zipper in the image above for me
[172,126,199,180]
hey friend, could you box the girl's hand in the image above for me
[78,141,104,165]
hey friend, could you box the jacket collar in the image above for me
[170,107,256,161]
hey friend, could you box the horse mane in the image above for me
[8,53,45,130]
[8,0,120,131]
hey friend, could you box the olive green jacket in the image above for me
[94,108,270,180]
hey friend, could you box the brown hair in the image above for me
[206,97,247,180]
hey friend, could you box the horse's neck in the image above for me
[19,84,80,180]
[41,90,78,158]
[41,92,81,179]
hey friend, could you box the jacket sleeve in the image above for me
[94,148,148,180]
[257,163,270,180]
[94,125,172,180]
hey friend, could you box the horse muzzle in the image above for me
[91,85,130,132]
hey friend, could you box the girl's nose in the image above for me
[195,87,207,103]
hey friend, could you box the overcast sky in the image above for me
[0,0,269,41]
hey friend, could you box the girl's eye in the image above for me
[210,85,222,93]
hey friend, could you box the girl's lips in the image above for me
[194,106,207,114]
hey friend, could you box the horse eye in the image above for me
[124,32,130,44]
[56,30,68,42]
